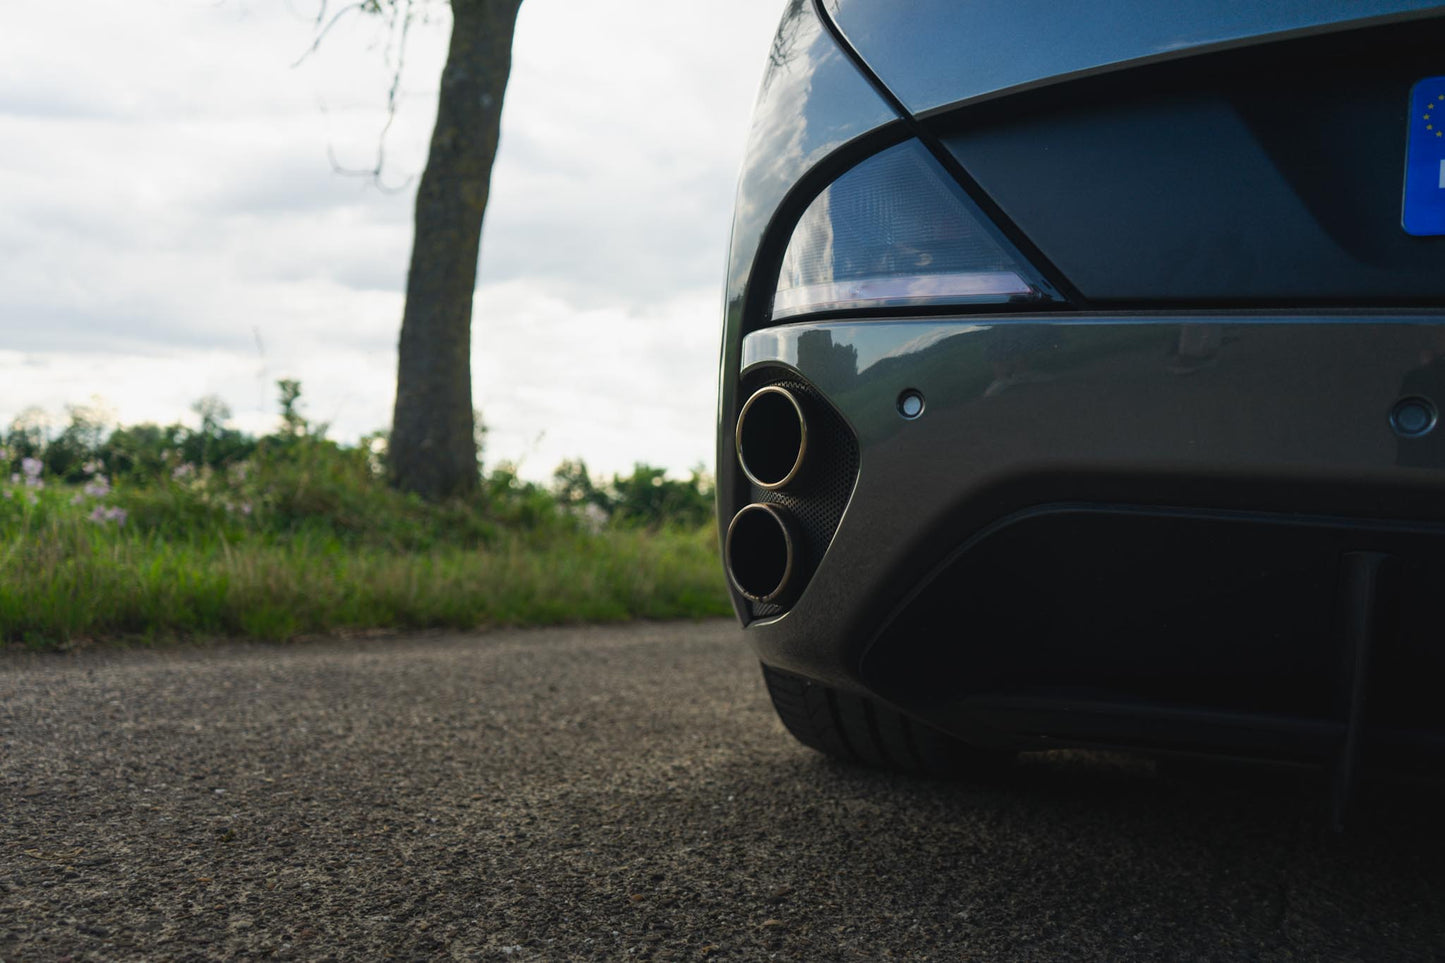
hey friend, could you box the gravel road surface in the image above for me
[3,620,1444,961]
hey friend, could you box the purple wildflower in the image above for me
[88,505,128,526]
[83,475,111,498]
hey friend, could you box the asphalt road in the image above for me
[2,620,1444,961]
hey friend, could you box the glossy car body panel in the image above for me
[723,1,898,321]
[718,0,900,570]
[720,1,1445,766]
[823,0,1445,116]
[741,316,1445,691]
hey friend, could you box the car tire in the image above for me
[760,663,1010,777]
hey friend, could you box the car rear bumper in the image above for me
[730,313,1445,765]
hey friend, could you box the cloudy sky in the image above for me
[0,0,785,480]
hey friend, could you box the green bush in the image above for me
[0,383,728,648]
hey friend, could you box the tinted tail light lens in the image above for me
[772,139,1058,319]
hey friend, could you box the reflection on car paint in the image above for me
[824,0,1445,115]
[744,317,1445,470]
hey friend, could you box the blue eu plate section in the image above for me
[1403,76,1445,237]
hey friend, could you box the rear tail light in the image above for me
[772,139,1058,319]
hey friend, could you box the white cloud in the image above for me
[472,279,724,479]
[0,0,783,479]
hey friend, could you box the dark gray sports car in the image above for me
[717,0,1445,795]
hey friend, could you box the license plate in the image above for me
[1403,76,1445,237]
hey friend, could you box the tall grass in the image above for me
[0,519,728,648]
[0,435,731,649]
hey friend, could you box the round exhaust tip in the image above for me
[736,386,807,490]
[725,503,797,603]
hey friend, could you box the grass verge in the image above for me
[1,523,731,650]
[1,426,734,650]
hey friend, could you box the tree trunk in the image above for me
[389,0,523,499]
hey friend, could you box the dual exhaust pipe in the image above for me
[726,503,797,603]
[726,387,809,603]
[736,385,808,490]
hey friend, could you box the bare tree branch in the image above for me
[303,0,420,190]
[291,1,371,67]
